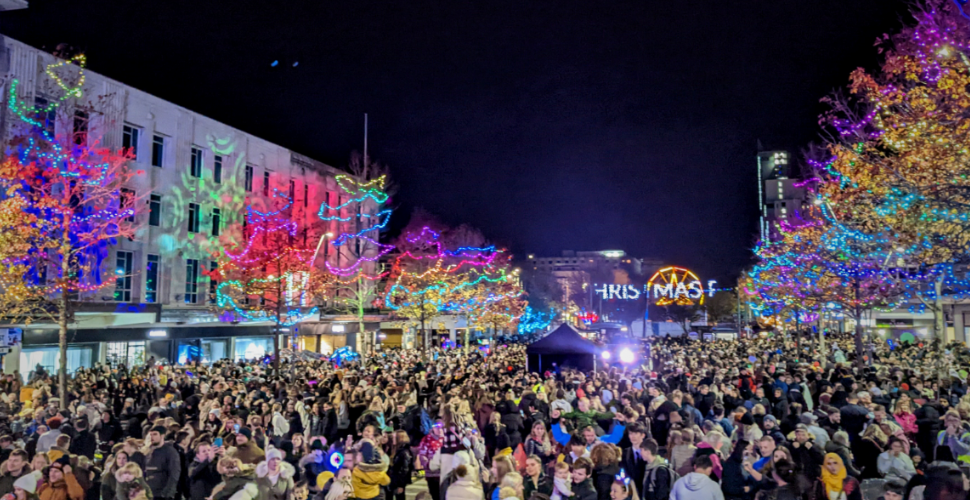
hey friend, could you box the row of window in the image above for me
[122,124,277,193]
[114,252,217,304]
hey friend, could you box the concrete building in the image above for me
[527,250,662,278]
[0,35,379,377]
[757,150,808,241]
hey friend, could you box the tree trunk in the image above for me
[57,223,71,411]
[854,278,864,369]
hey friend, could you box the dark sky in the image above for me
[3,0,911,282]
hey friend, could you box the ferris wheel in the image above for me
[646,266,705,306]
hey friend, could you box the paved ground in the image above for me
[406,478,430,500]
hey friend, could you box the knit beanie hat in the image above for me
[13,471,42,494]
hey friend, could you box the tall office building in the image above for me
[757,150,807,241]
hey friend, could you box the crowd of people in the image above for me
[0,331,969,500]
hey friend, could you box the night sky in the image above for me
[2,0,912,282]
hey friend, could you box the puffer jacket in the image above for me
[255,461,295,500]
[351,456,391,500]
[38,474,85,500]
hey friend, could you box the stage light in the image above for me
[619,348,635,364]
[601,351,611,360]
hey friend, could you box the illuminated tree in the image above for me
[210,190,330,372]
[320,154,393,356]
[0,55,140,407]
[744,210,906,364]
[809,0,970,346]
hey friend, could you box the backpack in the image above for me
[644,465,679,500]
[420,407,434,435]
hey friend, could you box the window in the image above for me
[185,259,199,304]
[114,251,134,302]
[263,171,271,196]
[120,188,135,222]
[213,155,223,184]
[73,110,88,145]
[146,254,159,303]
[122,124,140,159]
[152,135,165,168]
[244,165,254,192]
[149,194,161,227]
[211,208,221,236]
[304,184,309,207]
[190,147,203,178]
[289,180,296,200]
[209,261,219,304]
[34,97,55,136]
[188,203,200,233]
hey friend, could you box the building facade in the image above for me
[0,36,378,377]
[757,150,807,241]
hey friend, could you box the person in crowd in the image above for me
[38,457,84,500]
[814,453,862,500]
[255,447,295,500]
[0,449,31,497]
[669,455,722,500]
[143,425,180,500]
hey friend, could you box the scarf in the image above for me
[821,453,847,497]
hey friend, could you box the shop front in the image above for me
[9,322,281,377]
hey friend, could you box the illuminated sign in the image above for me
[647,267,709,306]
[332,324,345,333]
[593,284,641,300]
[593,266,718,306]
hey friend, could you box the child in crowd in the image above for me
[550,462,572,500]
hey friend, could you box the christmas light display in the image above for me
[384,225,525,342]
[517,305,552,334]
[0,55,140,407]
[212,189,323,327]
[647,267,706,306]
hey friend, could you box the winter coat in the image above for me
[475,404,495,434]
[417,434,443,479]
[0,464,30,497]
[188,457,221,500]
[811,476,862,500]
[591,462,620,500]
[568,478,598,500]
[114,476,152,500]
[500,413,525,449]
[389,449,415,492]
[97,418,124,448]
[212,470,259,500]
[669,472,724,500]
[229,441,265,465]
[38,474,85,500]
[446,474,483,500]
[256,460,295,500]
[824,441,861,478]
[145,441,181,499]
[351,457,391,500]
[641,457,675,500]
[720,445,749,500]
[69,430,97,460]
[894,411,918,436]
[522,473,552,500]
[789,442,825,481]
[299,453,329,491]
[854,438,883,480]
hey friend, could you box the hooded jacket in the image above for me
[670,472,723,500]
[255,461,295,500]
[351,455,391,500]
[641,456,674,500]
